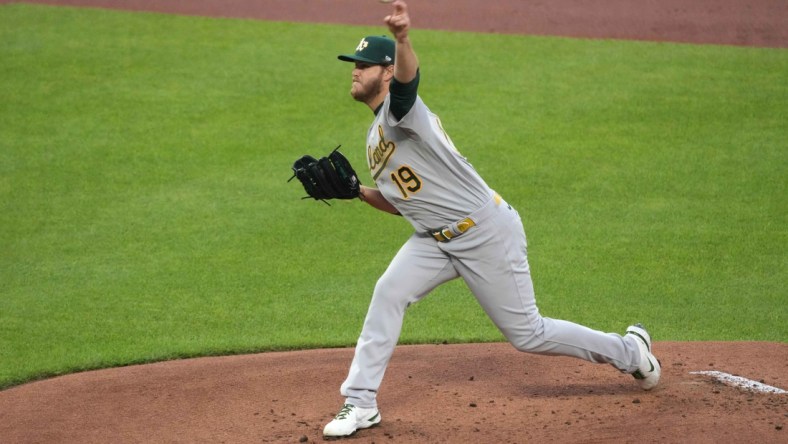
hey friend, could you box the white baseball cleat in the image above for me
[626,323,661,390]
[323,403,381,437]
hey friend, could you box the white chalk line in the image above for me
[690,370,787,394]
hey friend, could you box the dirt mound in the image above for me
[1,342,786,443]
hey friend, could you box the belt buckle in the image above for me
[431,229,450,242]
[430,217,475,243]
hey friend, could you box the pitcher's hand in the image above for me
[385,1,410,42]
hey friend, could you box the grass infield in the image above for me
[1,4,786,388]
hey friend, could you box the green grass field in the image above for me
[1,4,786,389]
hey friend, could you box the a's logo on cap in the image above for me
[384,56,392,63]
[356,38,369,53]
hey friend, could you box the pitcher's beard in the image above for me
[351,77,384,104]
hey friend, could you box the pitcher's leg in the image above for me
[449,203,640,372]
[522,317,640,371]
[341,234,459,408]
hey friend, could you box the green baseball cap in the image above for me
[338,36,395,65]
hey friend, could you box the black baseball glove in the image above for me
[289,145,361,203]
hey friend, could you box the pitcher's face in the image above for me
[350,62,390,104]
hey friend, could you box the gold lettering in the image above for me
[367,125,397,180]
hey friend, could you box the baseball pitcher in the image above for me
[291,1,661,438]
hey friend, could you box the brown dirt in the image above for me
[5,0,788,47]
[1,1,786,443]
[1,343,786,443]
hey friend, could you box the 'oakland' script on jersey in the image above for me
[368,125,396,180]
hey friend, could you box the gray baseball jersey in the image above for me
[366,94,491,231]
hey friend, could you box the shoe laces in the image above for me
[334,404,354,420]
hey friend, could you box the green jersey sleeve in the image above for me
[389,69,420,121]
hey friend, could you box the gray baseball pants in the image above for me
[341,195,642,409]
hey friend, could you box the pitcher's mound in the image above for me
[1,342,786,443]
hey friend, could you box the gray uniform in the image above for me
[341,91,642,409]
